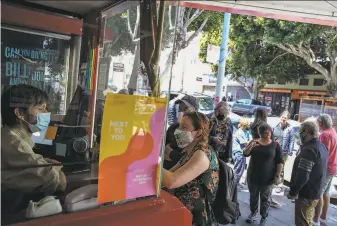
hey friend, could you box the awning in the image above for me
[298,90,328,95]
[180,1,337,27]
[260,88,291,93]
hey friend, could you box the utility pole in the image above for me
[215,13,231,105]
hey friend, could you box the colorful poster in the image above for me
[98,93,167,204]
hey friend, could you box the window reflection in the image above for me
[1,1,178,224]
[1,28,69,115]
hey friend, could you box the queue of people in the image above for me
[164,98,337,226]
[2,85,337,226]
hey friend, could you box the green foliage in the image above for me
[104,5,176,57]
[199,14,336,84]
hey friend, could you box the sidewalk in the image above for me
[229,185,337,226]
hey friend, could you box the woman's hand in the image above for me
[164,144,173,161]
[243,140,259,156]
[249,140,260,148]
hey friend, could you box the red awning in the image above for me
[260,88,291,93]
[298,90,328,95]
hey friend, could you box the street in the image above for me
[230,186,337,226]
[227,167,337,226]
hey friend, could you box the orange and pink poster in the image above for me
[98,93,167,204]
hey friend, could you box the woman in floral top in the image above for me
[162,111,220,226]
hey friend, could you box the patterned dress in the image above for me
[213,116,232,145]
[168,144,219,226]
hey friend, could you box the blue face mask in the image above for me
[27,112,51,133]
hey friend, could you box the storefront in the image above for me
[259,88,328,117]
[2,1,190,226]
[259,88,291,116]
[299,96,337,131]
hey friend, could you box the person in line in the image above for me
[243,123,284,226]
[167,94,198,126]
[164,104,197,170]
[250,108,281,208]
[287,120,328,226]
[1,84,67,213]
[208,101,233,163]
[250,109,268,140]
[283,125,301,157]
[282,124,301,190]
[232,118,252,187]
[313,114,337,226]
[273,111,291,184]
[162,111,219,226]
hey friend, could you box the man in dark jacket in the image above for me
[287,120,328,226]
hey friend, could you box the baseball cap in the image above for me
[175,95,198,110]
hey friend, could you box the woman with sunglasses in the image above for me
[162,111,219,226]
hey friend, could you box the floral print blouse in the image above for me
[168,144,219,226]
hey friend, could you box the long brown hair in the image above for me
[183,111,210,144]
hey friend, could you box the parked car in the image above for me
[231,99,272,116]
[162,91,215,115]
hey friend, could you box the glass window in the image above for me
[1,1,179,224]
[1,27,70,115]
[1,27,91,225]
[299,78,309,85]
[313,78,325,86]
[197,96,214,111]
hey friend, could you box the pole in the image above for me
[215,13,231,105]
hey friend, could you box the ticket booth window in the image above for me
[1,26,71,115]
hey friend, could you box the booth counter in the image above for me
[12,190,192,226]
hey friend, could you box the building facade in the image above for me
[259,74,328,117]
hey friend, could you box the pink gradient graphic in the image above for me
[125,107,166,199]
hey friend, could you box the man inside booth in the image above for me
[1,84,67,214]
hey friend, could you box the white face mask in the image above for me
[174,129,194,148]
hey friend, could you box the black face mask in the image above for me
[217,115,225,120]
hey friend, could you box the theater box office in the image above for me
[1,1,191,226]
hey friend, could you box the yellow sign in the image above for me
[98,94,167,204]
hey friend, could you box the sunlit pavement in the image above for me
[224,171,337,226]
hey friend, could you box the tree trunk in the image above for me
[127,43,140,93]
[327,72,337,97]
[139,0,165,97]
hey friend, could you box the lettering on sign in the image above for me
[3,47,59,89]
[110,121,128,140]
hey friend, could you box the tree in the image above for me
[104,3,214,95]
[199,14,337,97]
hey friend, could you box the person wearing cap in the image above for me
[164,95,198,169]
[167,95,198,127]
[208,101,233,162]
